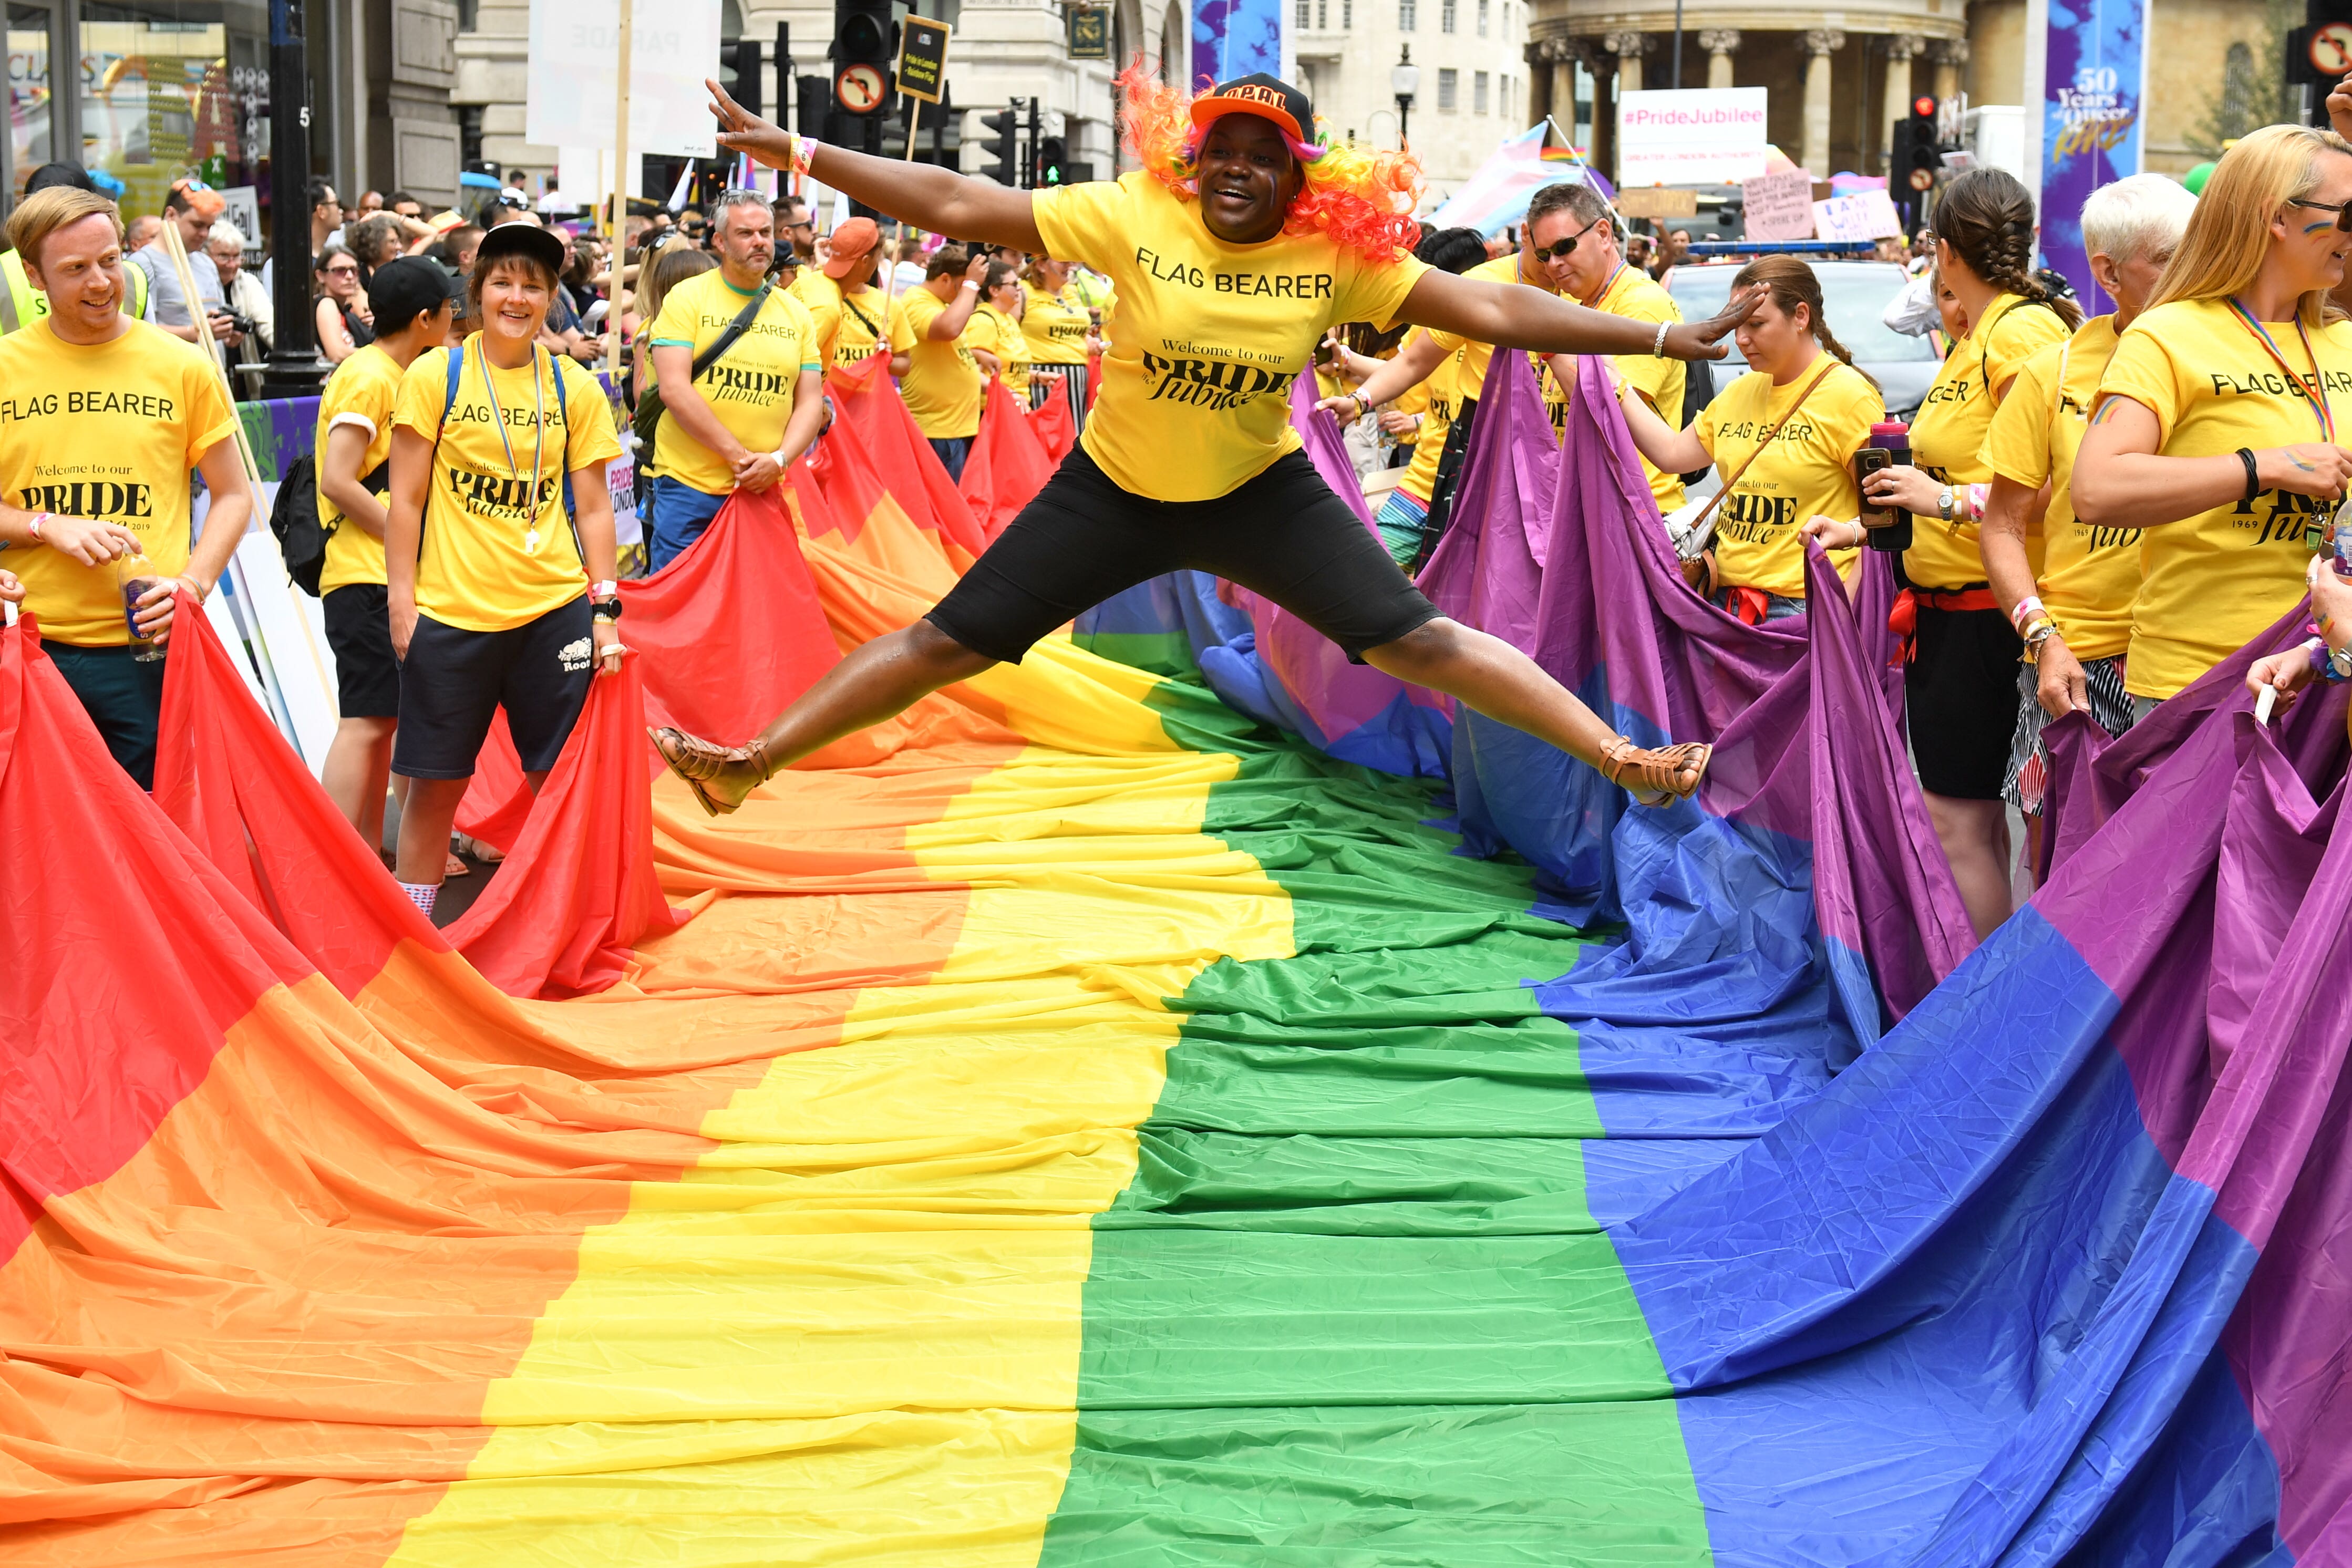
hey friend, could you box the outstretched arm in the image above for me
[1396,270,1755,362]
[709,80,1045,255]
[1318,331,1449,418]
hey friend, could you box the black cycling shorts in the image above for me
[392,599,594,780]
[324,583,400,720]
[1907,603,2024,800]
[925,443,1441,665]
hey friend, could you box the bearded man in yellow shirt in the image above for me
[655,70,1755,816]
[0,187,255,790]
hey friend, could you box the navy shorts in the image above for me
[392,599,594,780]
[926,443,1439,664]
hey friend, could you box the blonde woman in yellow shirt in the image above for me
[1612,256,1883,622]
[1021,254,1093,428]
[1975,174,2196,831]
[2077,123,2352,721]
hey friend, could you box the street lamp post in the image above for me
[258,0,326,398]
[1391,45,1419,149]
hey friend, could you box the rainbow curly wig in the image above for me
[1117,61,1424,262]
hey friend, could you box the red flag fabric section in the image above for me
[0,616,322,1256]
[1028,383,1076,463]
[956,379,1054,541]
[617,487,843,738]
[827,362,988,563]
[150,592,447,995]
[455,711,532,855]
[443,654,686,999]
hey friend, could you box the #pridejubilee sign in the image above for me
[1617,89,1768,188]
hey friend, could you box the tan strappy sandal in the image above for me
[1597,737,1713,808]
[649,726,772,818]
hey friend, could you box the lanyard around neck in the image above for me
[478,344,549,553]
[2225,298,2335,445]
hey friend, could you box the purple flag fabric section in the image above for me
[1425,349,1973,1038]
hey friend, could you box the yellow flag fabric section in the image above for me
[382,643,1293,1567]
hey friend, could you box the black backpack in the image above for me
[269,451,390,597]
[269,454,329,596]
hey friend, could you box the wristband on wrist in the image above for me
[1965,483,1989,521]
[2010,595,2045,633]
[788,135,821,177]
[961,279,981,291]
[2237,447,2261,501]
[590,579,618,599]
[26,511,45,543]
[1650,321,1672,357]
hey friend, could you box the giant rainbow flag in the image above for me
[5,354,2351,1564]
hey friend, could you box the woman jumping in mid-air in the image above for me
[653,67,1755,811]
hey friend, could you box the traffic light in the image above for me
[1902,95,1941,191]
[830,0,892,116]
[725,37,762,119]
[979,101,1020,184]
[797,75,830,140]
[1037,136,1068,185]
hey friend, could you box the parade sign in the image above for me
[2039,0,2149,310]
[896,15,951,102]
[526,0,721,159]
[1811,189,1903,244]
[1741,170,1815,242]
[1617,88,1767,188]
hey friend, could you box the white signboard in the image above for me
[219,185,262,257]
[1616,88,1768,188]
[526,0,721,159]
[1811,189,1905,243]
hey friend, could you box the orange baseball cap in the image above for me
[824,216,880,279]
[1188,74,1313,145]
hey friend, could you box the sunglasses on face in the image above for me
[1531,214,1607,262]
[325,264,358,276]
[2288,197,2352,233]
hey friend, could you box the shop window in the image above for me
[7,3,54,198]
[79,0,270,216]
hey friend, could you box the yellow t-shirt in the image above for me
[0,319,237,646]
[1694,359,1881,597]
[796,272,912,373]
[786,267,843,367]
[969,303,1030,396]
[1020,281,1093,365]
[898,283,985,440]
[391,342,621,634]
[1981,315,2136,663]
[1904,293,2072,587]
[1544,262,1688,512]
[1427,252,1550,402]
[1032,172,1428,501]
[2096,297,2352,698]
[315,342,407,595]
[646,271,820,496]
[1395,329,1459,507]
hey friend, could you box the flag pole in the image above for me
[884,100,922,306]
[607,0,635,380]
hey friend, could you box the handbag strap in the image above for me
[1681,358,1839,545]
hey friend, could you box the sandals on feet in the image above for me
[1597,737,1713,808]
[649,726,768,818]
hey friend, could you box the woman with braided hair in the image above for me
[1850,168,2079,938]
[652,65,1761,816]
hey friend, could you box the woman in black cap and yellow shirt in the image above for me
[382,221,624,920]
[656,67,1756,813]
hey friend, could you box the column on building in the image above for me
[1880,34,1923,176]
[1603,29,1647,95]
[1800,28,1843,178]
[1696,28,1738,92]
[1931,38,1969,107]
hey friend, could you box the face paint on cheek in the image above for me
[2305,221,2338,235]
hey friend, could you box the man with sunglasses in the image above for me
[131,178,238,349]
[1333,181,1690,530]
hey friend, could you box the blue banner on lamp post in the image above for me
[2040,0,2151,314]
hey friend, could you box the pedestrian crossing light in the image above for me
[1038,135,1068,185]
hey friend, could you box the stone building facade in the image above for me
[1293,0,1538,193]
